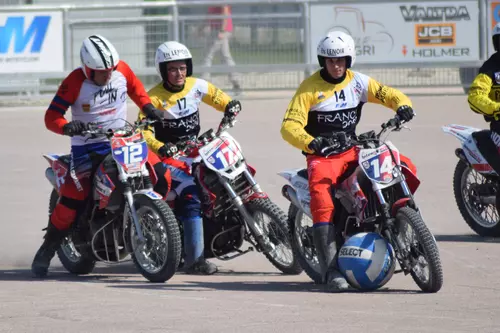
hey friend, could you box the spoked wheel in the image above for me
[288,204,322,283]
[453,160,500,236]
[246,198,303,275]
[394,207,443,293]
[129,195,181,283]
[47,189,96,275]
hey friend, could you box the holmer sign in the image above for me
[309,1,480,64]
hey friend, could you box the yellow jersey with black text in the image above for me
[138,77,232,155]
[280,69,412,154]
[467,52,500,131]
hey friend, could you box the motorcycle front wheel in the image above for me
[246,198,303,275]
[128,194,182,283]
[394,206,443,293]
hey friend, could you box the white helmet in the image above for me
[317,31,356,68]
[80,34,120,79]
[155,41,193,81]
[493,23,500,51]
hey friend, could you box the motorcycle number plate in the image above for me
[111,137,148,173]
[200,137,241,171]
[359,146,399,184]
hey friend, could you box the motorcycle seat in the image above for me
[297,168,308,180]
[58,154,71,165]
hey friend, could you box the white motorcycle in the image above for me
[443,124,500,237]
[279,116,443,293]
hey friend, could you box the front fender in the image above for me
[401,165,420,194]
[133,189,164,201]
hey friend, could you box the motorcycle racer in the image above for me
[137,41,242,275]
[280,31,417,291]
[32,34,161,278]
[467,22,500,174]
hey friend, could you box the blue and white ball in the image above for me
[337,232,396,291]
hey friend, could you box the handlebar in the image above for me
[167,115,237,158]
[320,115,408,156]
[79,118,158,139]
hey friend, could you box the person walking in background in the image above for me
[201,4,241,94]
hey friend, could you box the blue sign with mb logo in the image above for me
[0,12,63,73]
[0,16,51,54]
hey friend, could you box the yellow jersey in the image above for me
[280,69,412,154]
[137,77,232,155]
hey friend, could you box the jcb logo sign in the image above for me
[0,16,51,54]
[415,23,456,46]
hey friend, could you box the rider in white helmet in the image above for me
[467,23,500,174]
[137,40,245,275]
[280,30,417,291]
[31,34,161,278]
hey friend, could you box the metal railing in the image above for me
[0,0,493,98]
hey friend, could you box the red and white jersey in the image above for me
[45,60,151,146]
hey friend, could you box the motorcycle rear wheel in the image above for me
[49,189,97,275]
[287,204,322,283]
[453,160,500,237]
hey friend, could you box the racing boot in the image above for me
[31,222,67,278]
[184,257,218,275]
[181,217,218,275]
[312,223,350,291]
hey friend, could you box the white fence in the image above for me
[0,0,497,97]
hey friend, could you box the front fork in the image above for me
[217,168,274,252]
[376,179,417,274]
[120,166,152,247]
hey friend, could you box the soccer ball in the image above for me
[337,232,396,290]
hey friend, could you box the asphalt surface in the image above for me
[1,93,499,333]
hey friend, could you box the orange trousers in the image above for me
[306,147,417,224]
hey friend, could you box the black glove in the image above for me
[308,136,335,156]
[63,120,87,137]
[308,133,350,156]
[224,100,241,118]
[158,143,178,158]
[142,103,164,121]
[396,105,415,122]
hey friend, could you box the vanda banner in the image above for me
[0,11,64,73]
[309,1,480,64]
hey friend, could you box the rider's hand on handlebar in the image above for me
[224,100,241,118]
[63,120,87,137]
[396,105,415,122]
[308,136,345,157]
[158,143,179,159]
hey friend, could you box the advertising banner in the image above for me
[0,11,64,73]
[309,1,480,64]
[488,0,500,57]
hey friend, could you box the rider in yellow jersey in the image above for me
[280,31,416,291]
[137,41,242,275]
[467,23,500,174]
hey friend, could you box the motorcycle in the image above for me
[43,119,182,282]
[442,124,500,237]
[279,116,443,292]
[166,116,303,275]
